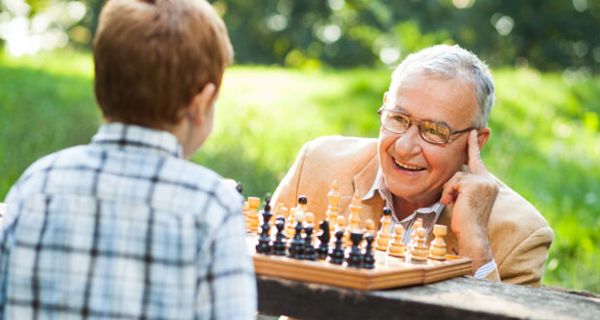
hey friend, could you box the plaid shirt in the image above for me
[0,123,256,319]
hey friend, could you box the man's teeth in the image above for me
[395,160,423,171]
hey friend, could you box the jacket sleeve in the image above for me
[497,226,554,287]
[270,141,311,213]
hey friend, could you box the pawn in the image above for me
[304,225,316,261]
[334,215,347,243]
[429,224,447,261]
[285,210,296,238]
[329,230,345,265]
[247,197,261,233]
[346,231,363,268]
[316,220,330,260]
[298,195,308,212]
[272,217,287,256]
[375,207,393,251]
[364,219,375,236]
[410,218,424,245]
[363,234,375,269]
[388,224,406,258]
[410,226,429,263]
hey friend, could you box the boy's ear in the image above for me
[189,83,216,126]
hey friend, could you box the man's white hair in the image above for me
[389,44,495,127]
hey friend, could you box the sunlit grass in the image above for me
[0,51,598,293]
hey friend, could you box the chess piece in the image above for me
[304,211,316,246]
[242,200,250,232]
[247,197,260,234]
[429,224,447,261]
[285,208,296,238]
[326,180,341,235]
[410,226,428,263]
[348,192,362,232]
[304,225,316,261]
[298,195,308,213]
[388,224,406,258]
[410,218,424,245]
[336,215,351,247]
[316,220,330,260]
[255,197,273,254]
[288,219,305,260]
[329,230,345,265]
[364,219,375,235]
[375,207,393,251]
[363,234,375,269]
[346,231,363,268]
[272,217,287,256]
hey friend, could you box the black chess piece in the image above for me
[287,220,305,260]
[298,195,308,207]
[304,225,316,260]
[346,231,364,268]
[383,206,392,217]
[255,197,273,254]
[272,217,287,256]
[363,234,375,269]
[316,220,330,260]
[329,230,345,265]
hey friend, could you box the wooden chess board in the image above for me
[247,235,472,290]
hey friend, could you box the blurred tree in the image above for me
[3,0,599,72]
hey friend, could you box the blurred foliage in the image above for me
[2,0,598,71]
[1,51,599,292]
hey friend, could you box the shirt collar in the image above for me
[91,122,183,158]
[362,167,445,221]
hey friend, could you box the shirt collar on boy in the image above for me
[92,122,183,158]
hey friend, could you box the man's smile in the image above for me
[393,157,426,172]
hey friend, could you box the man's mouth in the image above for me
[393,159,425,172]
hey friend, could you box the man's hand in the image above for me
[440,130,499,271]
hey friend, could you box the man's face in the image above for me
[378,74,479,206]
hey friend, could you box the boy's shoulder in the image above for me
[19,145,89,182]
[161,158,242,213]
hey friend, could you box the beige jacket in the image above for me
[271,136,553,286]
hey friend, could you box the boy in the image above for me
[0,0,257,319]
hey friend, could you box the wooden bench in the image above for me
[257,275,600,319]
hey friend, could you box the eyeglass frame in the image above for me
[377,106,478,145]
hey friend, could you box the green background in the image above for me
[1,51,598,293]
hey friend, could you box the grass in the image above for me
[0,50,598,293]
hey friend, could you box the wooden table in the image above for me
[257,275,600,320]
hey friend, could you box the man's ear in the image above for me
[477,127,491,150]
[188,83,216,126]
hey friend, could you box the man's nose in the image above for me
[394,125,423,155]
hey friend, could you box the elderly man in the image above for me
[271,44,553,286]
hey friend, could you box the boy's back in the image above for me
[0,123,255,319]
[0,0,256,318]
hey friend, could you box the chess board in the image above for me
[248,234,472,290]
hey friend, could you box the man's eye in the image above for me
[391,115,409,124]
[423,123,449,136]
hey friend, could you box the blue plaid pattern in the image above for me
[0,123,256,319]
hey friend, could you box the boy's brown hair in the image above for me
[93,0,233,128]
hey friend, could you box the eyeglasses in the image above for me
[377,107,477,145]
